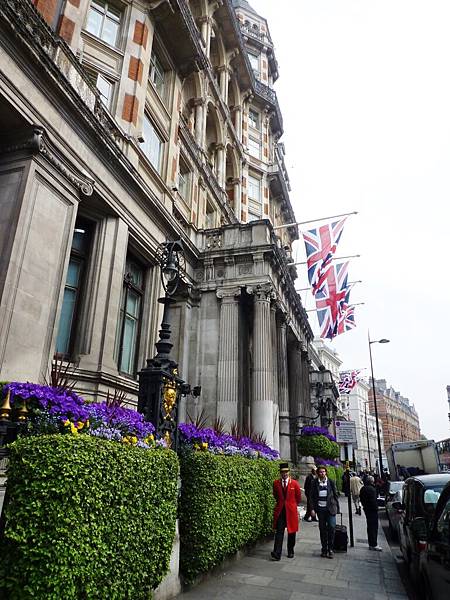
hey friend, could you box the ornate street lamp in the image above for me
[309,368,338,427]
[138,240,190,450]
[368,334,390,477]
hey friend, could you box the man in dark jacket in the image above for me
[359,475,382,551]
[304,466,318,521]
[311,466,340,558]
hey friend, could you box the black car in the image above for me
[396,474,450,581]
[385,480,404,538]
[419,480,450,600]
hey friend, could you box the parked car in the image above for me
[419,480,450,600]
[395,474,450,582]
[385,480,405,538]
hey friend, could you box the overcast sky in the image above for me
[253,0,450,440]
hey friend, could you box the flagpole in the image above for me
[296,280,362,292]
[305,302,365,313]
[292,254,360,267]
[273,211,358,231]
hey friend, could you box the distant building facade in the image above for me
[0,0,316,458]
[340,379,385,472]
[369,379,421,450]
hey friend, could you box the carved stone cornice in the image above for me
[0,126,94,196]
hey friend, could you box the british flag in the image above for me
[336,290,357,335]
[338,370,361,395]
[302,218,346,295]
[314,261,350,339]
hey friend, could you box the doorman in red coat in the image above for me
[271,462,302,560]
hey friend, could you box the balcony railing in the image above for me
[240,23,266,41]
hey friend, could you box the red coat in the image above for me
[273,477,301,533]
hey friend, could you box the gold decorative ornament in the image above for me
[163,383,177,418]
[17,402,29,421]
[164,430,171,448]
[0,390,11,421]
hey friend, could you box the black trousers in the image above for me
[305,494,316,519]
[273,507,296,558]
[365,509,379,547]
[317,509,336,553]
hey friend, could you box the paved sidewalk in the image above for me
[176,498,408,600]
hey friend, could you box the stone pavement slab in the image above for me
[176,498,409,600]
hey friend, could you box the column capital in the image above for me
[191,97,205,107]
[248,283,275,302]
[217,287,241,301]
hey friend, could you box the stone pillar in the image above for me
[216,143,226,189]
[232,106,242,140]
[193,99,204,146]
[271,304,279,451]
[277,314,290,460]
[231,177,241,219]
[218,66,229,104]
[216,288,241,430]
[251,285,274,447]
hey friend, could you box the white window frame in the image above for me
[140,115,164,174]
[247,174,262,221]
[85,0,122,47]
[149,50,166,100]
[248,136,261,159]
[247,51,260,76]
[248,109,260,130]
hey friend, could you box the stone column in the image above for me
[232,106,242,140]
[216,288,241,430]
[251,284,274,448]
[218,66,229,104]
[271,304,280,451]
[193,99,204,146]
[277,313,291,460]
[216,143,226,189]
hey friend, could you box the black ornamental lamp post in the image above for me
[138,240,190,451]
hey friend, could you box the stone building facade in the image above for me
[369,378,421,451]
[340,379,386,472]
[0,0,315,458]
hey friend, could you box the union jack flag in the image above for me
[336,290,357,335]
[339,370,361,395]
[302,218,346,295]
[314,261,349,339]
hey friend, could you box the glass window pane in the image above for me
[66,260,81,288]
[72,228,89,253]
[141,116,162,172]
[102,18,119,45]
[126,291,140,318]
[249,109,259,129]
[248,176,261,200]
[86,8,102,38]
[55,287,77,355]
[248,137,261,158]
[248,52,259,74]
[120,315,137,374]
[96,74,112,109]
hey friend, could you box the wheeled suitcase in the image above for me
[334,513,348,552]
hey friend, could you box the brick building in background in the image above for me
[369,378,421,450]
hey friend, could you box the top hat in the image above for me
[279,462,290,471]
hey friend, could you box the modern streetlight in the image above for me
[368,334,390,477]
[363,399,372,471]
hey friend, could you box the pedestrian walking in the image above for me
[304,466,318,521]
[271,462,302,561]
[311,466,340,559]
[350,472,363,515]
[359,475,382,551]
[342,468,351,497]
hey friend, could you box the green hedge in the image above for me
[326,465,344,493]
[179,451,279,582]
[0,435,179,600]
[297,434,339,459]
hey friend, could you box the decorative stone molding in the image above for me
[0,126,94,196]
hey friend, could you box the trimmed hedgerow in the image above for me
[0,435,178,600]
[179,450,279,582]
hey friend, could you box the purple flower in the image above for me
[300,425,337,442]
[86,402,155,439]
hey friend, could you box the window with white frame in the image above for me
[85,0,122,47]
[248,108,260,130]
[140,115,163,173]
[247,174,262,221]
[149,50,166,99]
[247,51,259,75]
[248,136,261,159]
[178,158,191,203]
[87,70,115,110]
[205,202,215,228]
